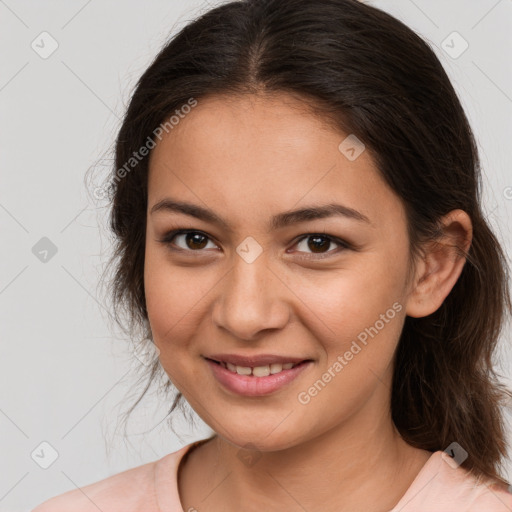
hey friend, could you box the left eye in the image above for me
[159,230,349,257]
[294,234,347,256]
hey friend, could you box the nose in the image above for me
[211,253,290,341]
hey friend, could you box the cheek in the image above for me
[291,257,406,344]
[291,267,406,423]
[287,261,408,409]
[143,246,218,353]
[144,245,178,339]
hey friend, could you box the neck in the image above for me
[178,389,432,512]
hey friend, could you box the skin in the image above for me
[144,92,473,512]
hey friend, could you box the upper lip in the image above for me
[205,353,311,367]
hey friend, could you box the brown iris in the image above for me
[307,235,330,253]
[185,232,209,250]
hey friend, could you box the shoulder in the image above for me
[31,441,206,512]
[30,457,159,512]
[392,451,512,511]
[463,479,512,511]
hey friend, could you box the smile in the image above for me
[204,357,313,396]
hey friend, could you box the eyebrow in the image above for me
[150,198,372,231]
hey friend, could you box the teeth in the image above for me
[221,361,300,376]
[270,363,283,374]
[253,365,270,377]
[236,366,252,376]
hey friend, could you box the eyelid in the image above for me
[158,229,351,258]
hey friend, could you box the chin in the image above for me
[214,426,302,453]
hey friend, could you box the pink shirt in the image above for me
[32,439,512,511]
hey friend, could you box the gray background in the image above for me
[1,0,511,510]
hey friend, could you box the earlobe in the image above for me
[405,209,473,319]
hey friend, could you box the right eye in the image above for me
[158,230,220,253]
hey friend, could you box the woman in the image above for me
[33,0,512,510]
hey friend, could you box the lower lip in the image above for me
[205,358,312,396]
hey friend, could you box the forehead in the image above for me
[147,93,403,230]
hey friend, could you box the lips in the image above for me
[205,357,313,396]
[203,353,314,395]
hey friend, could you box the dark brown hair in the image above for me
[100,0,512,485]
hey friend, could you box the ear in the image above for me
[405,209,473,318]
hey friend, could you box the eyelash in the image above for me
[157,229,351,260]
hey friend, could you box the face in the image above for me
[144,92,414,451]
